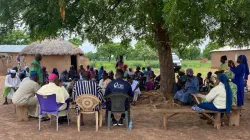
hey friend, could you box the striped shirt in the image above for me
[72,80,103,101]
[72,80,103,114]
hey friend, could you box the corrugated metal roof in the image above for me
[0,45,27,53]
[211,46,250,52]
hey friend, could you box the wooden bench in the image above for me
[16,105,29,121]
[153,106,243,130]
[153,108,223,130]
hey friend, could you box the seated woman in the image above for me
[204,72,216,91]
[198,74,232,114]
[174,68,199,104]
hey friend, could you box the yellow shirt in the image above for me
[37,83,69,104]
[218,63,228,71]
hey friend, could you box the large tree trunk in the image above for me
[155,22,175,96]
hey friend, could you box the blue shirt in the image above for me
[105,78,133,97]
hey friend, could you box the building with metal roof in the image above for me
[211,46,250,68]
[0,45,27,53]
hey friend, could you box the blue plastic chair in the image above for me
[36,94,70,131]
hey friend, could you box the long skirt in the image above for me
[232,77,245,106]
[174,89,197,104]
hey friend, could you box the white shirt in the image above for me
[21,77,30,83]
[205,82,226,109]
[131,80,140,92]
[37,83,69,104]
[5,75,21,88]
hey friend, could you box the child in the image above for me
[146,77,154,91]
[204,72,215,91]
[196,73,204,91]
[127,76,141,106]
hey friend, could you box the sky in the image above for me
[80,37,137,53]
[80,38,210,53]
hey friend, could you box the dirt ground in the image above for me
[0,76,250,140]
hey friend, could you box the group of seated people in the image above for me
[3,63,148,126]
[174,54,249,121]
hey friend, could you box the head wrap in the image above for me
[10,70,16,74]
[239,55,249,80]
[207,72,212,77]
[48,73,58,81]
[218,74,232,114]
[52,68,58,73]
[179,69,185,73]
[224,71,235,80]
[42,66,46,72]
[98,66,104,80]
[123,65,128,69]
[30,71,38,79]
[186,68,194,76]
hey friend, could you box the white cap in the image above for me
[179,69,185,73]
[10,70,16,74]
[24,66,29,69]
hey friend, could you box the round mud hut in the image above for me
[20,39,87,73]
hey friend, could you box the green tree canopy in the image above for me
[203,42,221,60]
[68,37,82,47]
[2,0,250,94]
[134,40,158,61]
[189,46,201,60]
[0,30,30,45]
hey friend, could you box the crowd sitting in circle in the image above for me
[2,54,249,126]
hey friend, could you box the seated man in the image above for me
[12,71,41,117]
[37,73,69,111]
[98,72,111,95]
[105,70,133,126]
[72,71,103,125]
[2,70,21,105]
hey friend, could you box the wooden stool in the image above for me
[16,105,29,121]
[229,108,240,126]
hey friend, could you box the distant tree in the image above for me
[0,30,30,45]
[203,43,221,60]
[97,43,117,62]
[68,37,82,47]
[189,46,201,60]
[135,40,157,62]
[85,52,100,61]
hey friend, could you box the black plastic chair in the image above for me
[105,92,131,130]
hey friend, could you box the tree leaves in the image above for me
[0,30,31,45]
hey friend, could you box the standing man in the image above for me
[12,71,41,117]
[30,54,43,84]
[105,70,133,126]
[2,70,21,104]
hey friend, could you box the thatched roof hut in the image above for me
[20,39,87,74]
[20,39,83,55]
